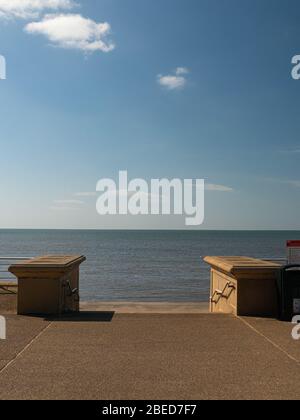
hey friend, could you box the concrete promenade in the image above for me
[0,302,300,400]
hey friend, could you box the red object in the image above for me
[287,240,300,247]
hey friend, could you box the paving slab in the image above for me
[0,315,50,375]
[0,292,17,314]
[240,316,300,364]
[0,313,299,400]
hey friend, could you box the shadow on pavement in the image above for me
[44,311,115,323]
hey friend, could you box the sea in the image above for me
[0,230,296,302]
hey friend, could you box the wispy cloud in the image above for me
[53,199,85,205]
[25,13,115,53]
[50,206,81,212]
[97,189,160,201]
[279,148,300,154]
[74,192,97,197]
[175,181,234,192]
[157,67,190,90]
[284,180,300,188]
[175,67,189,75]
[205,184,234,192]
[50,198,85,211]
[0,0,75,19]
[264,177,300,189]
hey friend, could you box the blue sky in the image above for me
[0,0,300,229]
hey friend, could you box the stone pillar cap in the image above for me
[9,255,86,276]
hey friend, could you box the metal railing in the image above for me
[210,281,235,304]
[0,257,33,282]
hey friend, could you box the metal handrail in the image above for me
[211,281,235,304]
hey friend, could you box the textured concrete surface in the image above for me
[0,310,300,400]
[240,316,300,364]
[0,315,50,372]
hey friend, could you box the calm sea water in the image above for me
[0,230,297,302]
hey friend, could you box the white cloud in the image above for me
[175,67,189,75]
[157,67,190,90]
[0,0,75,19]
[25,13,115,53]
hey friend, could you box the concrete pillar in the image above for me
[9,255,86,316]
[204,256,281,317]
